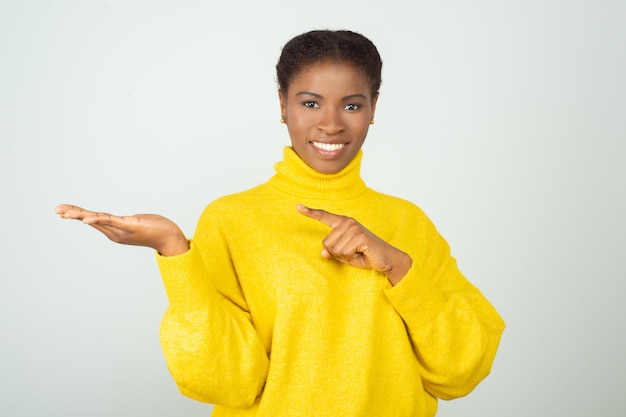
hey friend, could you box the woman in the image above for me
[57,30,504,417]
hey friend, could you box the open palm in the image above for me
[55,204,189,256]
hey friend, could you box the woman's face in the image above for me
[279,61,378,174]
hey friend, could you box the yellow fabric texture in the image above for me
[157,147,505,417]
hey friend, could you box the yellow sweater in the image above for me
[157,147,504,417]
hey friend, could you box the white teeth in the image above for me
[312,142,345,151]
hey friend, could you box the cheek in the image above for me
[351,117,372,137]
[286,115,311,143]
[287,119,305,137]
[287,110,314,132]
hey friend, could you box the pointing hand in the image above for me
[296,204,412,285]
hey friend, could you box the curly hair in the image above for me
[276,30,382,96]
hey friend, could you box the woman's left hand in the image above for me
[297,204,412,285]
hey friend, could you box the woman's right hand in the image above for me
[55,204,189,256]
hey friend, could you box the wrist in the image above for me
[157,234,189,257]
[386,251,412,286]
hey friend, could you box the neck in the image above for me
[268,147,367,200]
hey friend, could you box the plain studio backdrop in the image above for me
[1,1,624,416]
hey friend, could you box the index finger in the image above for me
[55,204,80,215]
[55,204,112,224]
[296,204,344,228]
[55,204,95,219]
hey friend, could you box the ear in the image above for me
[278,89,287,121]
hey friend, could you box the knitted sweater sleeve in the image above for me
[383,213,505,401]
[156,204,269,408]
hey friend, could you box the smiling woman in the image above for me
[279,61,377,174]
[56,30,504,417]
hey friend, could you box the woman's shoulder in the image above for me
[198,183,274,218]
[366,187,426,215]
[363,188,444,244]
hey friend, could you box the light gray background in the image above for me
[1,1,624,416]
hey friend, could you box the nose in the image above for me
[316,108,344,135]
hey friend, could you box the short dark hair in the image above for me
[276,30,382,96]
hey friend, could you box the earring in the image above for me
[370,119,375,125]
[280,117,286,124]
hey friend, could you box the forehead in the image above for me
[288,62,371,96]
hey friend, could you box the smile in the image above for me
[311,142,346,151]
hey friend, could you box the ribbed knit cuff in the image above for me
[383,264,447,328]
[156,240,212,310]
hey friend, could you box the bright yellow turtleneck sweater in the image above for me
[157,147,504,417]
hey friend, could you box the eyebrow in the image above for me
[295,91,368,101]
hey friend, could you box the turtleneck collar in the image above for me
[269,147,368,200]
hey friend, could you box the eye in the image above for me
[302,101,320,109]
[344,103,361,111]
